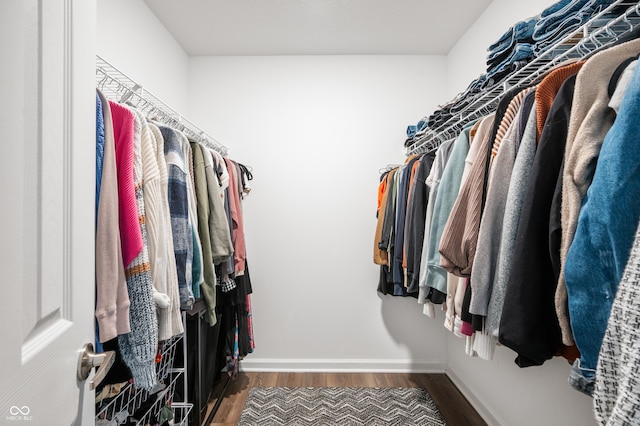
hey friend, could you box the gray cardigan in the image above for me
[469,91,534,317]
[485,103,538,337]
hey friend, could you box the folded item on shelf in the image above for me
[406,117,428,138]
[488,43,533,69]
[482,60,531,90]
[487,17,537,66]
[533,0,612,43]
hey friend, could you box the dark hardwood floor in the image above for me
[202,372,487,425]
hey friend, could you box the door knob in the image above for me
[77,343,115,390]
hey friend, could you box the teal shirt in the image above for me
[425,123,474,294]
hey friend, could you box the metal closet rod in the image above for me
[96,55,228,156]
[406,0,640,155]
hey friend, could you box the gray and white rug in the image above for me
[238,386,447,425]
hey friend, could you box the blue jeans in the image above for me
[487,17,537,64]
[406,118,428,138]
[568,359,595,396]
[436,75,486,119]
[534,15,615,54]
[482,60,529,90]
[540,0,580,17]
[533,0,609,41]
[486,44,534,78]
[427,110,453,129]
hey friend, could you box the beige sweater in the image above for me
[557,37,640,346]
[95,90,130,342]
[439,114,495,277]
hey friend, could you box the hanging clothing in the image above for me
[469,89,535,318]
[182,137,204,301]
[96,92,105,214]
[485,101,537,339]
[535,61,586,140]
[405,152,436,294]
[160,125,196,311]
[565,57,640,396]
[377,2,640,410]
[96,62,255,411]
[417,138,455,308]
[203,148,234,265]
[594,221,640,425]
[557,37,640,347]
[423,124,475,297]
[392,155,421,295]
[439,113,496,277]
[110,101,143,269]
[379,169,399,263]
[113,101,159,392]
[148,122,183,323]
[95,91,130,343]
[498,74,578,368]
[225,158,247,276]
[192,142,221,325]
[373,169,395,266]
[137,110,183,341]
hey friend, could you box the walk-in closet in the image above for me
[2,0,640,425]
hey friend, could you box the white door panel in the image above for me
[0,1,96,424]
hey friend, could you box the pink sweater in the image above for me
[95,92,131,342]
[109,101,143,267]
[226,158,246,275]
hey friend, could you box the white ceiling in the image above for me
[143,0,493,56]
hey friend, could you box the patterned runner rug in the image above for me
[238,386,447,425]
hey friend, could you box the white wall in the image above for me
[96,0,190,113]
[447,341,596,426]
[187,55,450,371]
[443,1,598,425]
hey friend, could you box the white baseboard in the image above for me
[446,367,502,426]
[239,358,447,373]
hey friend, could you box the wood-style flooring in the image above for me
[203,372,487,426]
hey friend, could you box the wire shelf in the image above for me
[96,55,228,156]
[95,334,191,425]
[407,0,640,154]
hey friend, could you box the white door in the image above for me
[0,1,97,425]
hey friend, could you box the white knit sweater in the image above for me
[147,121,183,340]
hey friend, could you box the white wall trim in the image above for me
[446,367,503,426]
[240,358,447,373]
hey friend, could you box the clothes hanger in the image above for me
[118,83,142,104]
[378,164,400,174]
[97,72,108,91]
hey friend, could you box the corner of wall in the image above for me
[96,0,191,112]
[445,366,503,426]
[444,0,558,100]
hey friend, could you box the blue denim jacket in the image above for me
[565,58,640,396]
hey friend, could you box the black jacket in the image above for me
[498,75,577,367]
